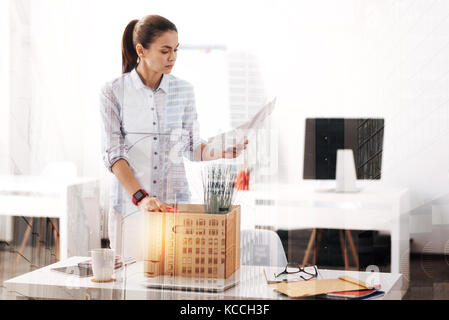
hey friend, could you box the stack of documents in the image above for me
[265,266,384,299]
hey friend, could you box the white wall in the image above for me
[0,0,10,175]
[0,0,13,242]
[266,1,449,253]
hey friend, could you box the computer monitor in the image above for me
[303,118,384,180]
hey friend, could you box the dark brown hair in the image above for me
[121,15,178,74]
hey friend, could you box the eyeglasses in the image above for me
[275,263,318,281]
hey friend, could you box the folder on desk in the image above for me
[269,276,373,298]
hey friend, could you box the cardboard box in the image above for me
[144,204,240,279]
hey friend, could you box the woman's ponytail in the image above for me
[121,15,177,74]
[121,19,139,74]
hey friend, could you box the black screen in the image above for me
[303,118,384,180]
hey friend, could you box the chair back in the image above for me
[241,229,287,267]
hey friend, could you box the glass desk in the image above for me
[4,256,403,300]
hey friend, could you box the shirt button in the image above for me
[153,122,156,125]
[154,152,158,155]
[151,108,154,111]
[153,180,157,184]
[154,166,157,170]
[154,137,157,141]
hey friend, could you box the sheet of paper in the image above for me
[207,97,276,149]
[235,97,276,131]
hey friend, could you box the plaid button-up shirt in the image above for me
[100,68,205,215]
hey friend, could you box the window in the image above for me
[209,219,218,226]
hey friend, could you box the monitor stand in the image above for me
[314,149,362,193]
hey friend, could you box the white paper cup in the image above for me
[90,249,115,281]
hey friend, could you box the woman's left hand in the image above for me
[222,139,248,159]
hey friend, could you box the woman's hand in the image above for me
[138,196,168,212]
[222,139,248,159]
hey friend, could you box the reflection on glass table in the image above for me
[4,256,403,300]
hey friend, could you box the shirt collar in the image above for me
[131,68,169,93]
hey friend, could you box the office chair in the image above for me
[241,229,288,267]
[16,162,77,264]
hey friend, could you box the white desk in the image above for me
[4,256,403,300]
[235,182,410,295]
[0,175,100,259]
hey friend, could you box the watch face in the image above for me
[135,190,144,200]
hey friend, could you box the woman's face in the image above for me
[137,30,178,74]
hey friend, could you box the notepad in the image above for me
[269,276,373,298]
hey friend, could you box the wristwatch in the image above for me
[132,189,148,206]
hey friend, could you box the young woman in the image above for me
[100,15,247,253]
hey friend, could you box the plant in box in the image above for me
[144,164,241,279]
[201,164,238,214]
